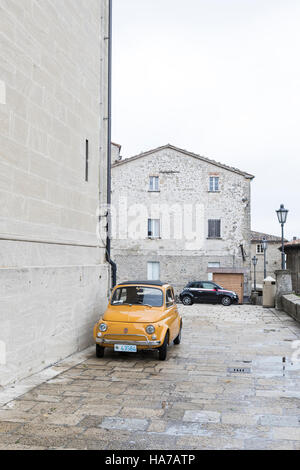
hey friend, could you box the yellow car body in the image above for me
[93,281,182,360]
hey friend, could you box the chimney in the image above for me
[111,142,122,163]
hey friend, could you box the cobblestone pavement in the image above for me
[1,304,300,450]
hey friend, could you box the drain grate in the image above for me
[227,367,251,374]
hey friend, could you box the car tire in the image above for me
[182,295,193,306]
[96,344,105,358]
[221,296,232,306]
[159,332,169,361]
[174,325,182,345]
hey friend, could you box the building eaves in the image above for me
[284,239,300,250]
[251,231,285,243]
[112,144,255,180]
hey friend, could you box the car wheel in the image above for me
[174,325,182,345]
[96,344,105,358]
[182,295,193,306]
[159,332,169,361]
[221,296,232,306]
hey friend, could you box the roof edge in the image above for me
[112,144,255,179]
[251,230,287,242]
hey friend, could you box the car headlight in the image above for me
[146,325,155,335]
[99,323,108,332]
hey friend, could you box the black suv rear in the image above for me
[179,281,239,306]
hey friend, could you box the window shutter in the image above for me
[208,219,221,238]
[148,219,152,237]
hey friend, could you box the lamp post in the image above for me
[276,204,289,270]
[261,237,268,280]
[252,255,258,292]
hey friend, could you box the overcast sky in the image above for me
[112,0,300,241]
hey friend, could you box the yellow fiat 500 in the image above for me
[94,281,182,361]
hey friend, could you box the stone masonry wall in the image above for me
[286,249,300,294]
[112,147,252,298]
[251,241,282,285]
[0,0,110,386]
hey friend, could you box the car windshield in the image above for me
[111,286,164,307]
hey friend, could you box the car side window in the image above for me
[189,282,199,288]
[166,289,174,307]
[202,282,215,290]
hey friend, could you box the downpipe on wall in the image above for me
[106,0,117,288]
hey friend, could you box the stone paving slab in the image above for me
[0,304,300,449]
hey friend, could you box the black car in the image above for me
[179,281,239,306]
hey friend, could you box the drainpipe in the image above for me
[106,0,117,288]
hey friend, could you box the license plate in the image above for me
[114,344,137,353]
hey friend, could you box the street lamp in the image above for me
[261,237,268,280]
[276,204,289,270]
[252,255,258,292]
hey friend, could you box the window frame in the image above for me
[208,219,221,239]
[148,218,161,239]
[149,176,159,192]
[85,139,89,182]
[256,244,264,254]
[147,261,160,281]
[166,288,175,307]
[209,176,220,192]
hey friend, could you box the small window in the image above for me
[149,176,159,192]
[85,139,89,182]
[148,219,160,238]
[208,262,220,281]
[166,288,174,307]
[147,261,160,280]
[256,244,264,254]
[208,219,221,238]
[209,176,219,192]
[208,262,220,268]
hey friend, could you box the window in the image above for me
[85,139,89,182]
[208,262,220,281]
[149,176,159,192]
[148,219,160,238]
[256,244,264,254]
[208,219,221,238]
[209,176,219,192]
[202,282,216,290]
[166,288,174,307]
[188,282,201,288]
[147,262,160,281]
[111,286,163,307]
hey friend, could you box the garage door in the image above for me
[213,273,244,304]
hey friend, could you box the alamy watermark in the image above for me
[291,340,300,363]
[0,80,6,105]
[0,340,6,366]
[97,197,206,250]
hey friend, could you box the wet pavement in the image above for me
[0,304,300,450]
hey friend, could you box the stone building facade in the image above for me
[111,144,254,302]
[0,0,111,386]
[285,239,300,294]
[250,231,284,287]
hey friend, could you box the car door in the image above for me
[188,282,202,302]
[166,288,178,341]
[200,282,218,303]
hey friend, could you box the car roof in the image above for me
[117,281,168,287]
